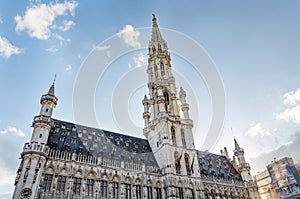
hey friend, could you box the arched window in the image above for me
[100,180,107,198]
[161,63,165,76]
[174,151,181,174]
[171,126,176,145]
[86,179,94,196]
[73,177,81,195]
[112,181,118,198]
[135,185,142,199]
[42,174,53,192]
[163,92,170,112]
[146,180,153,199]
[178,186,184,199]
[56,175,66,193]
[124,177,131,199]
[154,64,157,72]
[135,179,142,199]
[181,129,186,148]
[185,153,191,175]
[155,182,162,199]
[152,46,156,54]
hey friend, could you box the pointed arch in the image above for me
[158,44,161,50]
[163,91,170,112]
[174,151,181,174]
[181,128,186,148]
[171,126,176,145]
[161,62,165,76]
[185,153,191,175]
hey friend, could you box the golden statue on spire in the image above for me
[152,14,156,21]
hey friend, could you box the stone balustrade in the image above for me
[23,142,50,156]
[46,149,161,174]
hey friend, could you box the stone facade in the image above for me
[13,15,260,199]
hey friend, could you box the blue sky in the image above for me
[1,0,300,197]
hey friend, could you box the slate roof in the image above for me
[47,118,242,180]
[197,151,242,180]
[47,119,159,168]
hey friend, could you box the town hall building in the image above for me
[13,15,260,199]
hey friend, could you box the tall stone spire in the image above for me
[149,14,168,56]
[234,137,241,150]
[143,15,197,176]
[47,75,56,96]
[47,83,55,96]
[233,138,253,182]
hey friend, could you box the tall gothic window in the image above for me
[125,183,131,199]
[161,63,165,76]
[187,188,195,199]
[185,153,191,175]
[164,92,170,112]
[171,126,176,146]
[42,174,53,192]
[181,129,186,148]
[155,187,162,199]
[158,44,161,51]
[178,187,184,199]
[135,185,142,199]
[56,176,66,193]
[100,180,107,198]
[147,186,153,199]
[86,179,94,196]
[112,182,118,199]
[73,177,81,195]
[174,151,181,174]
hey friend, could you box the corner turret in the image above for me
[233,138,253,182]
[13,81,58,199]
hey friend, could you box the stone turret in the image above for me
[13,82,57,199]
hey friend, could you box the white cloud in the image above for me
[250,132,300,173]
[53,33,71,46]
[276,105,300,124]
[117,25,141,48]
[15,1,78,40]
[0,36,23,58]
[133,53,146,68]
[66,64,72,71]
[0,127,26,137]
[245,123,271,138]
[46,46,58,52]
[58,20,75,32]
[276,88,300,124]
[94,44,111,51]
[0,17,3,24]
[283,88,300,106]
[0,162,15,187]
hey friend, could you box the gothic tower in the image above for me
[143,14,199,176]
[233,138,253,182]
[13,82,57,199]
